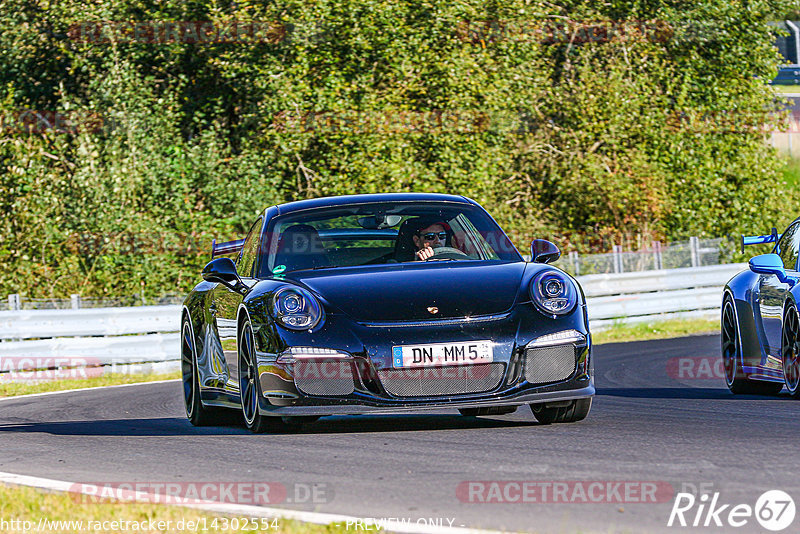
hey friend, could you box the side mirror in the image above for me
[202,257,246,293]
[749,253,797,286]
[530,239,561,264]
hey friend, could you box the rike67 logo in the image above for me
[668,490,796,531]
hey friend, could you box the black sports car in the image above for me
[181,193,593,432]
[722,221,800,397]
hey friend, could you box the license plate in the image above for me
[392,340,493,368]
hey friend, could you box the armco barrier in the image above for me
[0,305,182,376]
[0,263,746,376]
[581,263,746,329]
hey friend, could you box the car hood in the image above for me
[284,261,526,322]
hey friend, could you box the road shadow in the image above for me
[0,413,538,437]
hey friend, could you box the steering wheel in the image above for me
[424,246,471,261]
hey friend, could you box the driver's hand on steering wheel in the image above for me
[416,245,436,261]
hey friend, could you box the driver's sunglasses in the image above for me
[419,231,447,241]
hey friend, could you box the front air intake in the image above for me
[524,344,576,385]
[377,363,505,398]
[293,359,356,396]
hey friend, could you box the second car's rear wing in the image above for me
[740,228,779,254]
[211,238,245,259]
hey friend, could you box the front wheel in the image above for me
[722,298,781,395]
[239,321,277,433]
[238,321,304,433]
[783,306,800,398]
[530,398,591,424]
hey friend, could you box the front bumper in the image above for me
[254,330,593,416]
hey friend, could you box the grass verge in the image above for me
[0,483,354,533]
[0,371,180,398]
[781,157,800,190]
[592,317,719,345]
[772,84,800,94]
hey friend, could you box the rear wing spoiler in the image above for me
[740,227,779,254]
[211,238,245,259]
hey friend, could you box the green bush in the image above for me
[0,0,796,298]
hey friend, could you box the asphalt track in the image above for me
[1,334,799,533]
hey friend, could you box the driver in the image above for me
[413,222,449,261]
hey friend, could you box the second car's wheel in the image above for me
[181,319,226,426]
[530,398,591,424]
[721,298,782,395]
[782,305,800,398]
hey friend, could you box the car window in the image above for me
[260,203,520,275]
[237,217,263,277]
[776,222,800,271]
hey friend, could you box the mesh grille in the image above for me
[524,344,576,385]
[294,360,355,396]
[377,363,505,398]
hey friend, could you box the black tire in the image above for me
[722,298,783,395]
[238,321,305,433]
[181,318,227,426]
[530,398,591,424]
[782,306,800,398]
[239,320,279,433]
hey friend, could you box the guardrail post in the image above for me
[690,236,700,267]
[653,241,663,270]
[8,294,20,311]
[70,294,81,309]
[612,245,623,273]
[570,251,580,276]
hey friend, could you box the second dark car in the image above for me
[722,220,800,397]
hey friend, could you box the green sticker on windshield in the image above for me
[273,265,287,275]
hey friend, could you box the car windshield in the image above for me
[259,202,521,275]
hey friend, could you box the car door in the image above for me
[210,217,263,393]
[757,222,800,368]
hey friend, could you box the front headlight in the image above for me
[272,286,325,331]
[529,270,578,316]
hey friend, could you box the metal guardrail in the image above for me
[0,305,183,378]
[0,305,181,338]
[0,263,747,377]
[582,263,746,329]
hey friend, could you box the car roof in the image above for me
[273,193,476,215]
